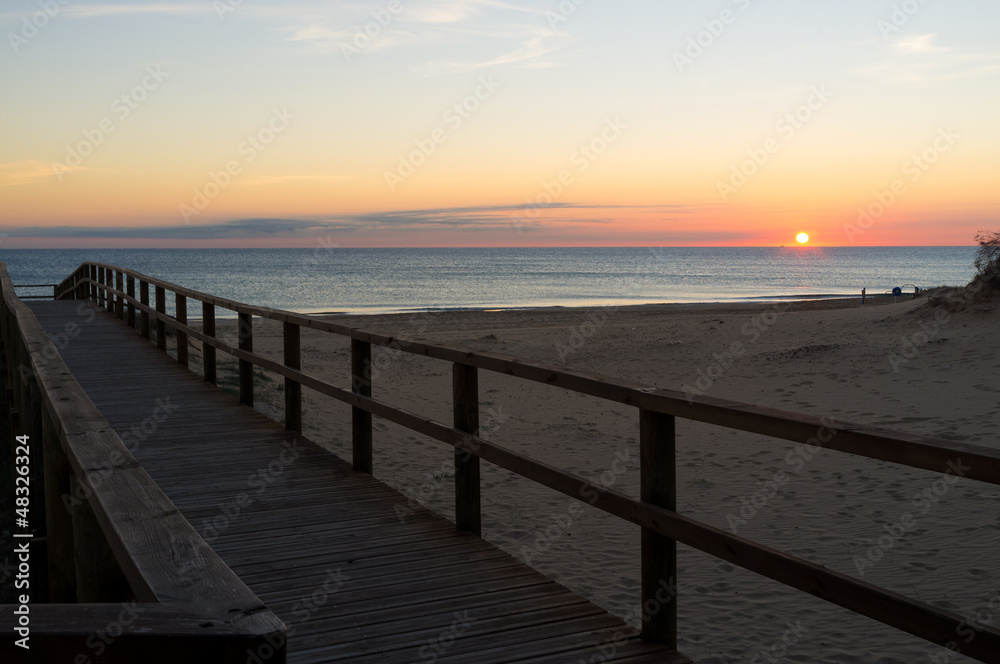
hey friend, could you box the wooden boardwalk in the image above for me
[27,300,689,663]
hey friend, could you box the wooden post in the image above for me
[640,409,677,646]
[97,266,105,308]
[155,285,166,351]
[90,265,98,302]
[115,271,124,320]
[351,339,372,474]
[238,312,253,406]
[175,293,188,368]
[453,363,481,535]
[126,275,136,328]
[105,269,114,314]
[28,375,50,603]
[77,266,86,301]
[71,476,130,603]
[283,322,301,433]
[140,280,150,340]
[42,408,76,602]
[203,302,216,384]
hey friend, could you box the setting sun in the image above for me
[796,233,810,244]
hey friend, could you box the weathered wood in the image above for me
[97,266,105,307]
[155,285,166,350]
[28,374,50,603]
[126,275,136,328]
[283,321,301,433]
[351,338,372,474]
[140,280,150,339]
[71,474,131,602]
[26,300,673,663]
[453,362,481,535]
[115,270,124,320]
[106,268,114,313]
[238,312,253,406]
[175,293,188,368]
[203,301,216,384]
[0,276,288,660]
[0,604,285,664]
[640,409,677,646]
[41,406,76,602]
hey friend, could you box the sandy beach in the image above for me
[199,292,999,663]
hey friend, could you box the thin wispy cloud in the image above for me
[1,204,692,239]
[63,3,212,18]
[274,0,568,72]
[415,30,568,76]
[857,34,1000,82]
[244,174,358,186]
[0,161,61,187]
[894,34,950,55]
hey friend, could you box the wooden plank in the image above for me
[350,339,372,474]
[140,279,150,339]
[115,270,124,320]
[453,362,480,535]
[283,321,301,433]
[126,274,136,328]
[41,407,76,602]
[0,604,283,664]
[97,266,105,307]
[176,292,188,367]
[71,473,131,602]
[155,285,166,351]
[239,311,253,406]
[203,301,216,384]
[0,292,287,659]
[640,409,676,646]
[27,374,50,603]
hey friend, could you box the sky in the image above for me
[1,0,998,248]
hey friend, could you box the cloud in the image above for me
[415,29,568,76]
[63,4,213,18]
[276,0,567,72]
[894,34,949,55]
[243,174,358,186]
[857,34,1000,83]
[0,204,693,239]
[0,161,59,187]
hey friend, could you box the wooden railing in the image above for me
[10,284,56,301]
[49,262,1000,661]
[1,263,286,663]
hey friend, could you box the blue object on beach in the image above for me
[892,286,902,296]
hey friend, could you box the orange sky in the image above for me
[1,2,997,247]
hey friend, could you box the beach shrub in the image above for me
[923,232,1000,312]
[973,230,1000,290]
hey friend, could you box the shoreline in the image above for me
[198,290,925,322]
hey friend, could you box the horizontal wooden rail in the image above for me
[77,271,1000,485]
[1,263,286,662]
[55,262,1000,661]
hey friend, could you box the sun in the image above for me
[796,232,810,244]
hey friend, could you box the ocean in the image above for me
[0,247,978,315]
